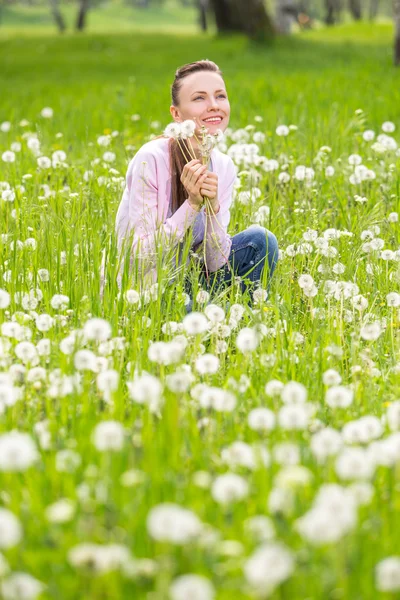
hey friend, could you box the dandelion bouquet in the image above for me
[163,119,229,280]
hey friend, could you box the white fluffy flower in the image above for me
[2,151,15,163]
[387,292,400,307]
[278,403,309,430]
[50,294,69,310]
[68,543,131,573]
[0,289,10,309]
[164,122,182,139]
[243,543,294,592]
[169,574,215,600]
[0,431,38,471]
[180,119,196,139]
[1,573,44,600]
[325,385,353,408]
[183,312,208,335]
[204,303,225,323]
[127,374,162,406]
[211,473,248,504]
[376,557,400,592]
[248,407,276,432]
[276,125,289,136]
[195,353,219,375]
[265,379,284,397]
[236,327,259,353]
[311,427,342,462]
[296,485,356,545]
[360,321,382,341]
[322,369,342,386]
[0,509,22,549]
[37,156,51,169]
[92,421,124,451]
[244,515,275,542]
[336,447,375,480]
[125,289,140,305]
[382,121,395,133]
[41,107,53,118]
[83,317,112,342]
[281,381,307,404]
[147,503,202,544]
[45,499,75,524]
[74,349,97,371]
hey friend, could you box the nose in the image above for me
[208,97,219,110]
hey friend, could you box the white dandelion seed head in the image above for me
[92,420,125,452]
[169,574,215,600]
[147,503,202,544]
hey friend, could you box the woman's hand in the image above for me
[201,172,219,215]
[181,159,208,211]
[200,171,218,201]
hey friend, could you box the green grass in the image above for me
[0,22,400,600]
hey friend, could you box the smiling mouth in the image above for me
[202,117,223,124]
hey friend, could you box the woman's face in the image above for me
[170,71,230,137]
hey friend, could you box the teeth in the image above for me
[204,117,222,122]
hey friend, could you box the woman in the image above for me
[115,59,279,306]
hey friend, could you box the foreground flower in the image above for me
[147,503,202,544]
[1,573,44,600]
[68,543,132,573]
[211,473,249,504]
[0,509,22,549]
[243,542,294,593]
[376,556,400,592]
[0,431,39,471]
[169,574,215,600]
[92,421,125,451]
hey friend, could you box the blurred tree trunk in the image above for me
[210,0,274,40]
[198,0,208,31]
[369,0,379,19]
[50,0,66,32]
[76,0,90,31]
[276,0,298,33]
[325,0,337,23]
[349,0,362,19]
[395,0,400,65]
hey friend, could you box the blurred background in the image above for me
[0,0,398,56]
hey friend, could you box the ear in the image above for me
[170,105,182,123]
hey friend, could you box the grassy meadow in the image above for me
[0,19,400,599]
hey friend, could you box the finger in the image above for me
[193,172,208,191]
[200,186,215,194]
[181,160,201,177]
[188,164,206,186]
[182,163,203,185]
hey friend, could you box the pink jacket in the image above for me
[115,136,237,283]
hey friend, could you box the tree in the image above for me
[395,0,400,65]
[210,0,274,41]
[76,0,90,31]
[198,0,208,31]
[369,0,379,20]
[348,0,362,19]
[325,0,341,24]
[50,0,66,33]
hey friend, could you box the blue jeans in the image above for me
[186,225,279,309]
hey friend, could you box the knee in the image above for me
[248,225,278,259]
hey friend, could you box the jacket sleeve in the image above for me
[203,158,237,273]
[116,147,199,270]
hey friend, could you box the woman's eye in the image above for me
[194,95,226,100]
